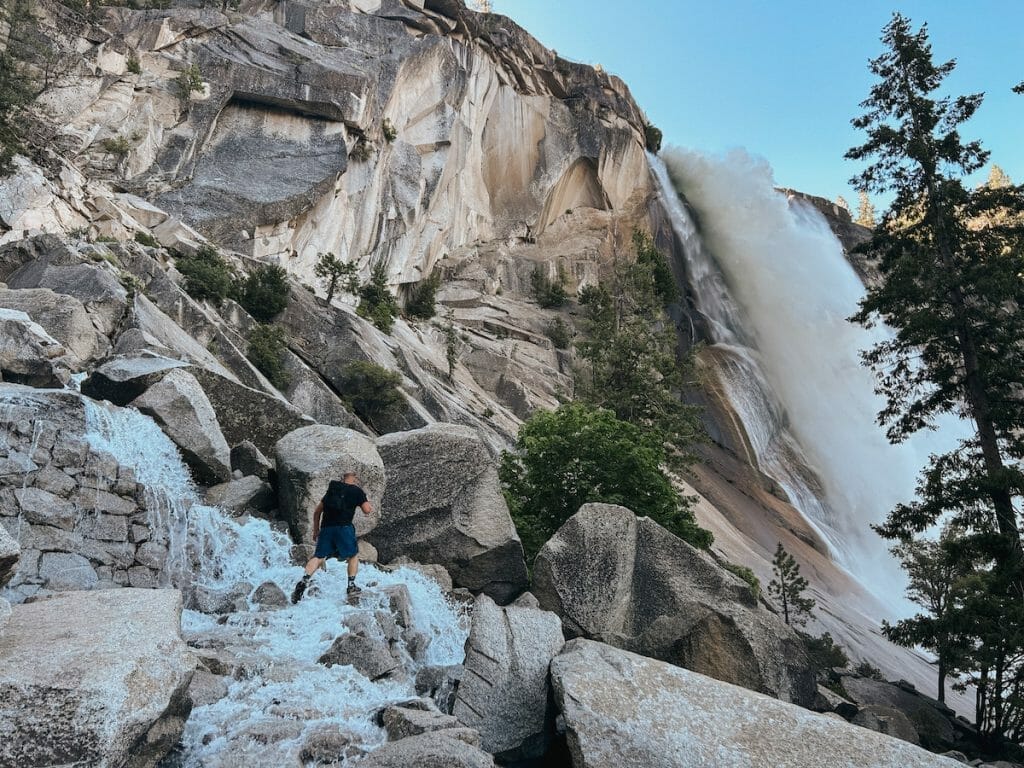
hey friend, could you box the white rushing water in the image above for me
[652,148,965,604]
[83,399,470,767]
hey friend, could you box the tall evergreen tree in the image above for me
[854,190,876,227]
[985,165,1013,190]
[767,543,815,627]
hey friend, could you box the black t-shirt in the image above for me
[320,481,368,528]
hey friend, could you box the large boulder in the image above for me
[204,475,275,516]
[275,424,384,547]
[11,260,129,337]
[550,639,962,768]
[453,593,564,762]
[0,308,72,387]
[82,352,190,405]
[131,368,232,485]
[367,424,528,603]
[840,675,959,752]
[533,503,815,706]
[359,731,496,768]
[0,589,197,768]
[0,287,108,366]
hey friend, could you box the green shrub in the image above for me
[633,229,678,305]
[339,360,404,430]
[800,631,850,676]
[545,317,570,349]
[357,261,399,333]
[405,272,440,320]
[724,562,761,601]
[247,323,290,391]
[854,660,886,681]
[175,245,235,305]
[382,117,397,142]
[350,137,372,162]
[530,263,568,308]
[313,252,358,304]
[126,54,141,75]
[500,402,712,563]
[238,264,290,322]
[134,231,159,248]
[100,135,131,156]
[176,63,203,100]
[644,124,663,153]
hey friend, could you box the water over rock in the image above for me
[534,502,816,706]
[0,588,196,768]
[550,638,961,768]
[203,474,275,517]
[368,423,528,603]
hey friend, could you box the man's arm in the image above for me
[360,500,374,515]
[312,501,323,539]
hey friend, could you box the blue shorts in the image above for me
[314,525,358,560]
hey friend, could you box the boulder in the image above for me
[230,440,273,481]
[367,424,528,603]
[132,368,232,485]
[318,613,401,681]
[0,308,71,387]
[381,702,464,741]
[359,731,495,768]
[0,287,108,366]
[82,352,189,405]
[550,639,962,768]
[533,503,816,706]
[27,261,129,337]
[0,522,18,587]
[251,580,288,608]
[0,589,196,768]
[204,475,275,516]
[840,674,958,752]
[453,593,564,762]
[275,424,384,547]
[38,551,99,591]
[853,704,921,745]
[415,664,463,714]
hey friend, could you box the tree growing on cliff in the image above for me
[314,252,358,305]
[357,260,399,333]
[854,190,876,228]
[499,402,711,562]
[767,543,815,627]
[848,13,1024,740]
[238,264,290,322]
[0,0,39,174]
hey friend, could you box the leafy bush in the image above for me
[545,317,570,349]
[644,124,663,153]
[134,231,159,248]
[405,273,440,320]
[175,245,235,305]
[339,360,404,430]
[800,631,850,676]
[238,264,290,322]
[500,402,712,562]
[357,261,399,333]
[126,54,141,75]
[854,660,886,681]
[247,323,290,391]
[176,63,203,100]
[382,117,397,142]
[724,562,761,601]
[530,263,568,308]
[100,135,131,156]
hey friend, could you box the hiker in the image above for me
[291,471,373,603]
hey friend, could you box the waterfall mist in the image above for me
[657,147,964,607]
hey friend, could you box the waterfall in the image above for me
[82,398,470,766]
[651,148,965,603]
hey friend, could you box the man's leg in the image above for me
[292,556,325,603]
[346,554,360,594]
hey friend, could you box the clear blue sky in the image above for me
[493,0,1024,207]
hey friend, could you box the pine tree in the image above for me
[854,190,876,228]
[985,165,1012,189]
[835,195,849,212]
[767,543,815,627]
[313,252,357,304]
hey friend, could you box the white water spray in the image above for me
[653,148,964,602]
[83,398,470,766]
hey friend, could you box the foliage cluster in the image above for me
[544,317,570,350]
[339,360,403,431]
[500,402,711,563]
[404,272,440,320]
[0,0,40,175]
[176,63,203,101]
[357,261,399,333]
[723,562,760,601]
[767,542,816,627]
[246,323,290,391]
[313,252,358,304]
[237,264,290,322]
[175,245,235,305]
[530,263,568,308]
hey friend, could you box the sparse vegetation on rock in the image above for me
[530,263,568,308]
[357,261,399,333]
[339,360,403,430]
[175,245,235,306]
[238,264,290,323]
[246,323,290,391]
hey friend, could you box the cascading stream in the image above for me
[652,148,965,606]
[82,398,470,767]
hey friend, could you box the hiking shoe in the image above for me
[346,582,362,596]
[291,577,309,604]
